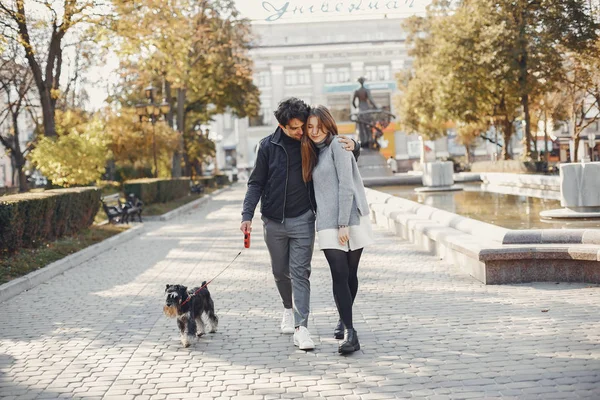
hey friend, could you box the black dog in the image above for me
[164,283,219,347]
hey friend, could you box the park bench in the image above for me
[100,193,143,224]
[122,193,143,223]
[100,193,124,224]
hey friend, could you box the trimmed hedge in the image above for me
[0,187,101,254]
[123,178,190,205]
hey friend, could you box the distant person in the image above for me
[240,98,359,351]
[387,156,398,173]
[301,105,374,355]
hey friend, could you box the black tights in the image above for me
[323,248,363,330]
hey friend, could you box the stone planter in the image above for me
[540,162,600,219]
[415,161,462,193]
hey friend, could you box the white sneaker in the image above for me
[280,308,294,334]
[293,326,315,350]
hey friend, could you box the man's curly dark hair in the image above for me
[274,97,310,126]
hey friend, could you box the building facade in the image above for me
[211,19,600,172]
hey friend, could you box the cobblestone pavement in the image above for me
[1,184,599,400]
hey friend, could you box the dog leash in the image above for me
[180,250,242,306]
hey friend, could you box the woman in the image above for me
[301,105,374,354]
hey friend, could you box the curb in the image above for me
[0,224,147,304]
[143,186,232,222]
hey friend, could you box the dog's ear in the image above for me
[165,284,172,292]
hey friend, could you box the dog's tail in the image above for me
[201,281,209,293]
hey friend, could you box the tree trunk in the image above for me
[516,4,532,160]
[501,119,513,160]
[543,110,549,163]
[465,144,471,164]
[532,110,538,160]
[17,164,28,193]
[15,0,59,138]
[171,88,186,177]
[522,94,532,160]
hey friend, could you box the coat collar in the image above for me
[271,126,284,144]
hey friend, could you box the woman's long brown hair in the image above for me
[301,105,339,182]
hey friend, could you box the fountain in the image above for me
[540,162,600,219]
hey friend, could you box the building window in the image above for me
[326,95,352,123]
[377,65,391,81]
[284,70,297,86]
[224,113,233,130]
[325,66,351,84]
[285,69,311,86]
[254,71,271,88]
[337,67,350,83]
[298,69,311,85]
[249,98,272,127]
[365,64,391,81]
[371,92,391,111]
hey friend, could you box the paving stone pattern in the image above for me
[0,184,599,399]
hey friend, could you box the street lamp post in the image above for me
[136,85,171,178]
[588,133,596,162]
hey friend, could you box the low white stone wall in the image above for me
[365,187,600,284]
[365,188,507,283]
[480,172,559,191]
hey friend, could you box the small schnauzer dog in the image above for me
[163,283,219,347]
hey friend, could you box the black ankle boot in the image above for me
[334,319,344,339]
[338,329,360,354]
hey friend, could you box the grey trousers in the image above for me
[262,210,315,328]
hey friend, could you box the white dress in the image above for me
[317,215,374,251]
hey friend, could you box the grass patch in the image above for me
[0,224,128,285]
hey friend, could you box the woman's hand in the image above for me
[338,226,350,245]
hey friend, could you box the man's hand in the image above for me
[240,221,252,233]
[337,136,355,151]
[338,226,350,246]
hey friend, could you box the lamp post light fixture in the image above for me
[136,85,171,177]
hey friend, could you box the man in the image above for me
[240,98,359,350]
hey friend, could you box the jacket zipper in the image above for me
[271,139,289,223]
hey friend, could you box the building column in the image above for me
[270,65,284,106]
[311,63,325,106]
[351,61,364,81]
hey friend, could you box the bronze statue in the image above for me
[352,77,378,148]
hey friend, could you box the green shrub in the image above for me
[0,187,100,254]
[123,178,189,205]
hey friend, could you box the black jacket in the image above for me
[242,127,360,223]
